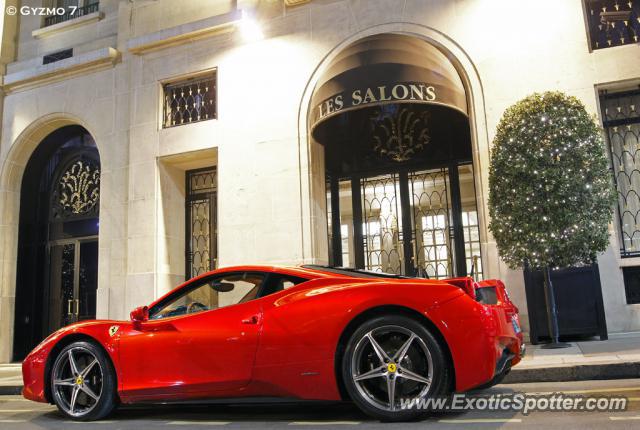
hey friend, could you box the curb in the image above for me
[0,386,22,395]
[504,362,640,384]
[2,363,638,395]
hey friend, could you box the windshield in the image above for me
[301,265,410,279]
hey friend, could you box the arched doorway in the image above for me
[311,34,482,279]
[12,125,100,361]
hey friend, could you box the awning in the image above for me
[310,34,468,135]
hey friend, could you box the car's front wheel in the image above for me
[50,341,117,421]
[342,315,450,421]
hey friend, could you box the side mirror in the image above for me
[211,282,234,293]
[130,306,149,324]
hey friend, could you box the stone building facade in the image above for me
[0,0,639,362]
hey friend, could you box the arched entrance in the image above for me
[311,34,482,279]
[12,125,100,360]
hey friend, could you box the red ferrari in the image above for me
[22,265,524,421]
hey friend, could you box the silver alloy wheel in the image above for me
[351,325,433,412]
[51,346,103,417]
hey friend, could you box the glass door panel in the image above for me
[47,238,99,334]
[326,178,355,267]
[78,240,98,321]
[409,168,454,279]
[187,196,212,277]
[186,168,218,278]
[361,174,404,274]
[48,243,76,331]
[458,164,483,279]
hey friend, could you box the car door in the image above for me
[118,272,266,401]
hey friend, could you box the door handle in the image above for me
[74,299,80,318]
[67,299,73,316]
[241,315,260,325]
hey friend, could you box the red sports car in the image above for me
[22,265,524,422]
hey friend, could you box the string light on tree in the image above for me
[488,91,615,347]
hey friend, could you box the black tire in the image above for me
[50,341,117,421]
[341,315,450,422]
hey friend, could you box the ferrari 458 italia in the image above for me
[22,265,524,421]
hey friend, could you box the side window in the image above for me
[149,272,265,319]
[258,275,308,298]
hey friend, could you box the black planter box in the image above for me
[524,263,608,344]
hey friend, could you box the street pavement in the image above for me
[1,379,640,429]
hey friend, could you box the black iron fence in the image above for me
[44,2,100,27]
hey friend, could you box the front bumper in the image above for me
[22,349,48,403]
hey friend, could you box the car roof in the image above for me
[214,264,414,278]
[187,264,412,283]
[182,265,332,285]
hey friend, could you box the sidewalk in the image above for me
[505,332,640,384]
[1,333,639,394]
[0,363,22,395]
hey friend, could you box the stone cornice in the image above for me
[31,11,104,39]
[127,10,242,55]
[1,47,120,94]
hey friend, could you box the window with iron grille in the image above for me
[44,1,100,27]
[600,89,640,256]
[163,73,217,128]
[622,266,640,304]
[185,167,218,278]
[43,49,73,65]
[584,0,640,50]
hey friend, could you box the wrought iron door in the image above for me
[13,126,100,361]
[186,167,218,278]
[409,169,454,279]
[46,238,98,330]
[361,173,405,274]
[327,164,480,278]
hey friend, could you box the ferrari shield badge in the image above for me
[108,325,119,337]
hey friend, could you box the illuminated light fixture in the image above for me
[239,10,264,42]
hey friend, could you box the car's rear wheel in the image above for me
[342,315,450,421]
[50,341,117,421]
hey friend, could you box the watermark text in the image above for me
[400,392,628,415]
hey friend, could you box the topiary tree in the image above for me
[488,91,616,347]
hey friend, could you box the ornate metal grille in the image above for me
[361,174,404,274]
[585,0,640,50]
[409,169,453,279]
[52,158,100,219]
[369,107,430,162]
[186,168,217,278]
[163,74,217,128]
[601,89,640,256]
